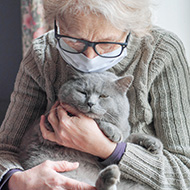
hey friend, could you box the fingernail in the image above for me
[73,162,79,167]
[60,102,65,107]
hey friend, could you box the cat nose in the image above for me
[87,102,95,108]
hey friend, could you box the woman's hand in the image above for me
[40,102,116,159]
[8,160,96,190]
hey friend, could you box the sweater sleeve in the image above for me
[118,32,190,189]
[0,169,22,190]
[0,45,47,181]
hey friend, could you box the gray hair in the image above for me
[43,0,152,37]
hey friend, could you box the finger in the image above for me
[60,103,83,117]
[40,115,57,142]
[57,105,70,122]
[49,101,60,117]
[61,176,96,190]
[48,160,79,172]
[52,100,60,109]
[48,101,60,127]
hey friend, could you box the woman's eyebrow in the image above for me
[97,32,127,42]
[72,34,126,42]
[60,27,127,42]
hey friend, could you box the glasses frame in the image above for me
[54,20,130,58]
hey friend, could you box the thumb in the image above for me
[60,103,83,117]
[49,160,79,172]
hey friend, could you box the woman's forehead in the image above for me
[58,12,125,41]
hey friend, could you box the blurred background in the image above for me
[0,0,46,124]
[0,1,22,124]
[152,0,190,64]
[0,0,189,124]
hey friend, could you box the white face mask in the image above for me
[56,39,127,73]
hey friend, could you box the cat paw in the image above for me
[96,165,120,190]
[107,130,122,143]
[98,122,123,142]
[127,133,163,154]
[141,137,163,154]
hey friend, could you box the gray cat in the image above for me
[19,67,163,190]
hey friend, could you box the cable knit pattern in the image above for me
[0,26,190,189]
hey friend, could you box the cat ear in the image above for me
[66,64,83,79]
[115,75,134,92]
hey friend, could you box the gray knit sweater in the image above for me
[0,26,190,189]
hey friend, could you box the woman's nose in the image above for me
[83,47,98,59]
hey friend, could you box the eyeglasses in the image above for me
[54,20,130,58]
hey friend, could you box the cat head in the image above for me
[58,66,133,119]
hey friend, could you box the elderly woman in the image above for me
[0,0,190,189]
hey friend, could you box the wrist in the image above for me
[98,141,117,159]
[8,171,23,190]
[0,169,22,190]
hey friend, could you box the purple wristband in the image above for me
[0,169,22,190]
[99,142,127,166]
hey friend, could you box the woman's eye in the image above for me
[99,94,109,98]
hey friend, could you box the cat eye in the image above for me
[99,94,109,98]
[78,90,87,96]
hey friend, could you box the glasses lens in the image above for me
[95,43,123,58]
[57,36,125,57]
[59,37,86,53]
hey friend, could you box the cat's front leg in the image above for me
[127,133,163,154]
[96,165,120,190]
[96,121,123,142]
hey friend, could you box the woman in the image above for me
[0,0,190,189]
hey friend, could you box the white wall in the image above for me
[151,0,190,63]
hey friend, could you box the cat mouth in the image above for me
[77,106,105,119]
